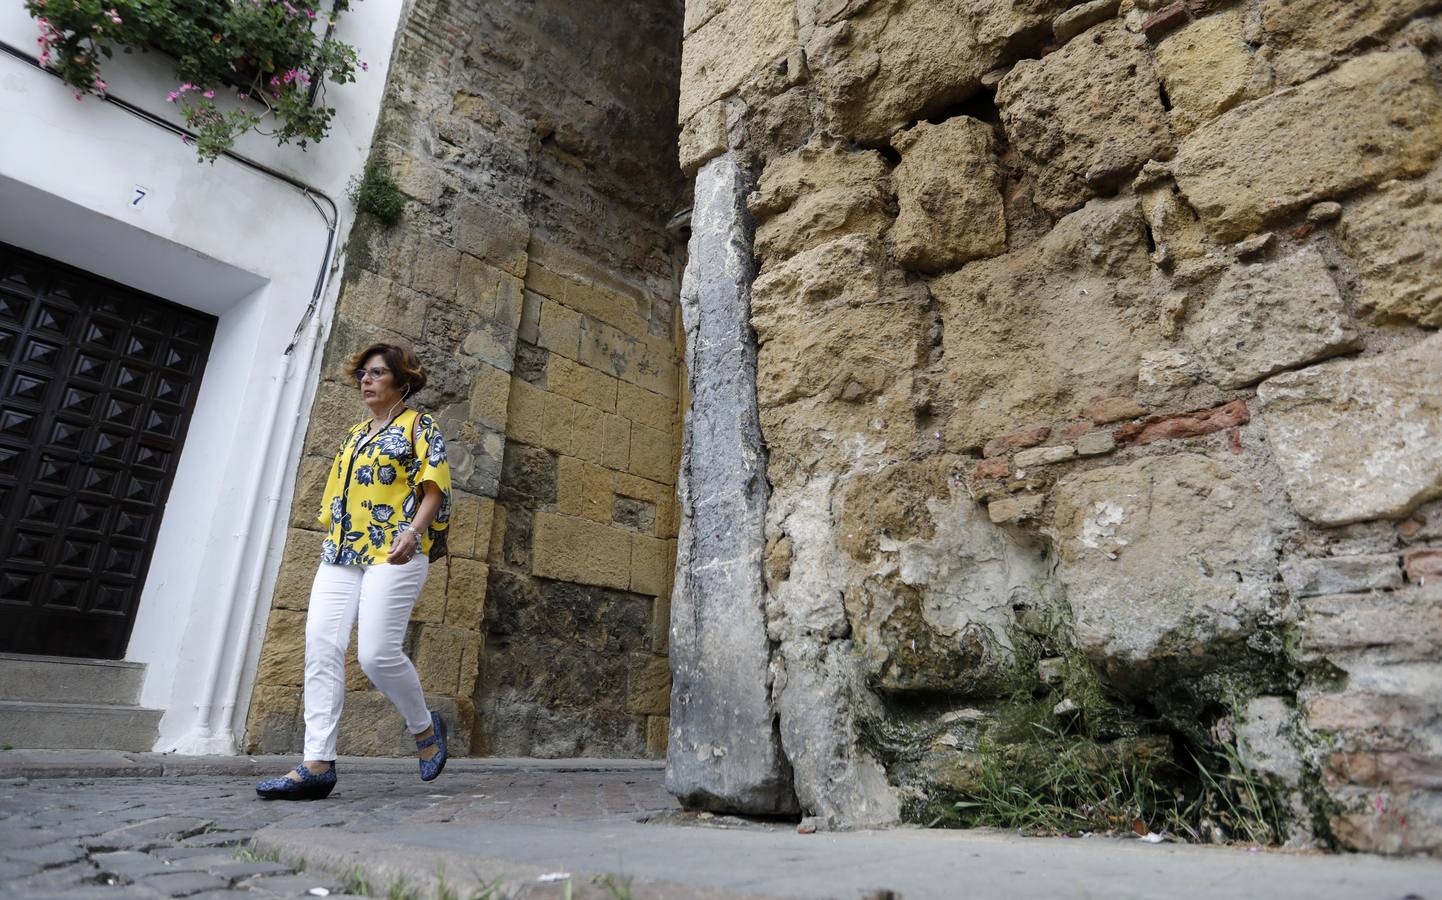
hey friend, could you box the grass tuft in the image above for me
[234,842,283,865]
[348,164,406,227]
[386,877,420,900]
[591,872,634,900]
[928,726,1170,835]
[1173,741,1288,846]
[342,864,370,896]
[926,723,1287,845]
[465,876,507,900]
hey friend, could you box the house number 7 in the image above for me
[131,185,150,208]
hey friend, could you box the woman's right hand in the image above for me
[387,526,420,565]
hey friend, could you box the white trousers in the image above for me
[303,558,432,760]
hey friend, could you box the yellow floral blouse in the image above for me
[316,408,452,566]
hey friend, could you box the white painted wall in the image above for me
[0,0,408,752]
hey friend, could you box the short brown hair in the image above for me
[348,343,428,395]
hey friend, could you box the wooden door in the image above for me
[0,242,216,659]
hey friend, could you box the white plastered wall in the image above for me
[0,0,408,752]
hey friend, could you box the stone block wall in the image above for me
[674,0,1442,852]
[245,0,687,761]
[484,236,682,758]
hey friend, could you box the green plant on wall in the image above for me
[348,163,405,226]
[26,0,365,161]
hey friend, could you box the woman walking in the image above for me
[257,343,453,800]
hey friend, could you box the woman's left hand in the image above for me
[388,527,420,565]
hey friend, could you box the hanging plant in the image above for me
[26,0,367,162]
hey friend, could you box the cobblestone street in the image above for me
[0,757,675,900]
[3,754,1441,900]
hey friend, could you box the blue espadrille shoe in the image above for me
[255,763,337,801]
[417,712,447,782]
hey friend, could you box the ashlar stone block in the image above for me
[1052,454,1278,671]
[1339,161,1442,328]
[255,610,307,687]
[930,197,1158,448]
[618,382,675,432]
[1258,332,1442,526]
[445,557,490,630]
[289,455,334,530]
[748,143,894,267]
[889,117,1006,272]
[302,379,365,458]
[415,623,479,695]
[1282,554,1404,599]
[679,0,797,123]
[750,235,930,408]
[1260,0,1436,85]
[469,363,511,431]
[272,529,321,610]
[546,356,618,412]
[1153,6,1270,136]
[805,0,1073,143]
[997,21,1173,215]
[1172,49,1442,241]
[532,511,632,590]
[631,534,670,596]
[1183,247,1359,389]
[627,652,673,716]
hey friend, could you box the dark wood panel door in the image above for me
[0,242,216,659]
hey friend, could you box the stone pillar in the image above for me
[666,153,798,814]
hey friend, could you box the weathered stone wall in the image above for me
[674,0,1442,852]
[245,0,687,760]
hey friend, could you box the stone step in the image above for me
[0,700,161,751]
[0,652,146,705]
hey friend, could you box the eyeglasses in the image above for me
[353,366,391,382]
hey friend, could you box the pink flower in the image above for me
[360,61,369,71]
[94,79,107,91]
[166,91,180,102]
[111,16,122,24]
[237,92,249,101]
[180,82,195,91]
[203,90,215,99]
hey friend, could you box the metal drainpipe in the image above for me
[0,38,342,753]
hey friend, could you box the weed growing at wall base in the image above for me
[25,0,363,161]
[926,724,1288,846]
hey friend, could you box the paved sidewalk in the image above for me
[1,753,1439,900]
[0,751,661,780]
